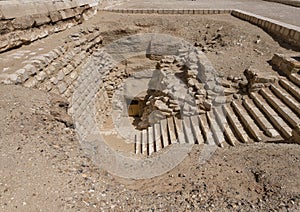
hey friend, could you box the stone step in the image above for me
[153,122,162,152]
[214,107,238,146]
[206,111,225,147]
[279,78,300,101]
[174,118,186,144]
[270,84,300,117]
[135,131,142,154]
[141,129,148,155]
[243,98,280,138]
[198,114,215,145]
[250,92,292,139]
[223,104,250,143]
[160,118,169,148]
[167,117,177,144]
[190,115,205,144]
[231,101,263,142]
[260,88,300,128]
[183,116,196,144]
[148,126,155,155]
[289,73,300,87]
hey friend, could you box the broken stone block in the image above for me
[291,124,300,144]
[203,100,212,111]
[243,67,277,93]
[224,88,236,96]
[16,68,29,82]
[213,96,230,105]
[35,71,47,82]
[57,81,68,94]
[12,15,34,29]
[32,14,51,26]
[7,73,21,84]
[50,11,62,23]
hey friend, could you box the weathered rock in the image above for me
[33,14,51,26]
[16,68,29,82]
[12,15,34,29]
[243,67,277,93]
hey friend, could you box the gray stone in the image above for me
[32,14,51,26]
[12,15,34,29]
[50,11,62,23]
[7,73,21,84]
[57,81,68,94]
[35,71,47,82]
[16,68,29,82]
[50,77,59,85]
[57,70,65,81]
[203,100,212,111]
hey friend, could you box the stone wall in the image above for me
[0,0,99,52]
[231,10,300,49]
[2,25,103,108]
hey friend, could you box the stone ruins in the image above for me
[0,0,299,159]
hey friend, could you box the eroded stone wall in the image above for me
[0,0,99,52]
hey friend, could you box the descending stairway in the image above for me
[134,72,300,156]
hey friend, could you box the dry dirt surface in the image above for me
[0,12,300,211]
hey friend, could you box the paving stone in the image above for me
[198,114,215,145]
[160,118,169,148]
[167,117,177,144]
[223,104,249,143]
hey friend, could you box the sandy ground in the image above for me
[0,11,299,211]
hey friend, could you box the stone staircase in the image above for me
[134,71,300,156]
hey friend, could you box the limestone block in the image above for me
[12,15,34,29]
[57,81,68,94]
[32,14,51,26]
[60,8,76,20]
[49,11,62,22]
[57,70,65,81]
[50,77,59,85]
[24,77,38,88]
[291,124,300,144]
[16,68,29,82]
[24,64,38,76]
[35,71,47,82]
[0,20,13,34]
[0,36,8,51]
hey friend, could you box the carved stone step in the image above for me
[270,84,300,117]
[214,107,237,146]
[190,116,205,145]
[279,78,300,101]
[183,116,195,144]
[148,126,155,155]
[223,104,250,143]
[167,117,177,144]
[289,73,300,87]
[153,122,162,152]
[142,129,148,155]
[160,118,169,148]
[174,118,185,144]
[199,114,215,145]
[135,131,142,154]
[243,98,280,138]
[250,92,292,139]
[207,111,225,147]
[231,101,263,142]
[260,88,300,128]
